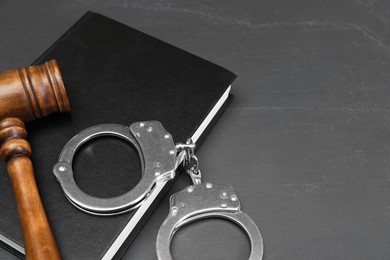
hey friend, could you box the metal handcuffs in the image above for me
[53,121,263,259]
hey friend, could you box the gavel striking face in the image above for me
[0,60,70,260]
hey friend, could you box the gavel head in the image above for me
[0,60,70,122]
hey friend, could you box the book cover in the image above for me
[0,12,235,259]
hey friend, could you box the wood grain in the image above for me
[0,60,69,259]
[0,60,70,122]
[0,118,61,260]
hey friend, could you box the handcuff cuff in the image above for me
[53,121,264,259]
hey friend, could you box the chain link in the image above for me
[175,139,202,185]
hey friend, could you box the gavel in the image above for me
[0,60,70,259]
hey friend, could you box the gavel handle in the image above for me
[0,118,61,260]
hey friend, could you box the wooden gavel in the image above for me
[0,60,70,259]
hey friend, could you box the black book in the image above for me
[0,12,235,259]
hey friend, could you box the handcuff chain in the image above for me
[175,139,202,185]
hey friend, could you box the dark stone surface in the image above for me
[1,0,390,259]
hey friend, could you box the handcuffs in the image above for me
[53,121,264,259]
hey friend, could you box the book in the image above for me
[0,11,235,259]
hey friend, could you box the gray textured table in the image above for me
[1,1,390,259]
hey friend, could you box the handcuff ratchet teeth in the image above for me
[53,121,264,259]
